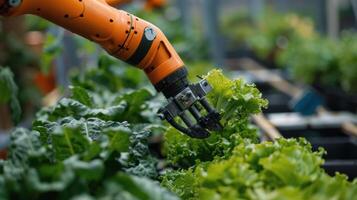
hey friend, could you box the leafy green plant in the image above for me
[161,71,357,200]
[0,126,177,199]
[0,70,176,198]
[0,67,21,124]
[1,61,356,199]
[129,5,210,61]
[25,15,51,32]
[221,10,255,48]
[162,138,357,200]
[0,28,38,70]
[164,70,268,168]
[0,56,179,198]
[39,30,64,74]
[0,17,46,124]
[224,10,357,94]
[277,37,340,87]
[222,10,316,60]
[276,31,357,94]
[71,55,147,93]
[247,13,315,60]
[338,32,357,93]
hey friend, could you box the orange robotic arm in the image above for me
[0,0,222,138]
[144,0,166,10]
[0,0,183,85]
[105,0,166,10]
[105,0,130,7]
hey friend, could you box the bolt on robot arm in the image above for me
[0,0,222,138]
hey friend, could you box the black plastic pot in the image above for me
[323,160,357,180]
[279,128,349,141]
[313,84,357,113]
[256,83,292,113]
[279,128,355,160]
[310,137,357,160]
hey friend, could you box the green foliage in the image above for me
[119,130,159,179]
[40,31,64,74]
[277,31,357,94]
[0,60,181,198]
[161,70,356,200]
[277,37,340,87]
[0,30,37,69]
[164,70,268,168]
[70,86,94,107]
[32,79,162,177]
[0,67,21,124]
[223,9,357,94]
[246,13,315,59]
[25,15,51,31]
[162,138,357,200]
[35,85,157,125]
[204,70,268,125]
[0,78,176,199]
[222,11,316,59]
[2,65,357,199]
[186,61,214,81]
[0,18,43,123]
[221,10,255,47]
[0,127,177,199]
[338,32,357,93]
[71,55,147,93]
[130,6,210,61]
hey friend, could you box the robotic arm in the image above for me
[0,0,222,138]
[106,0,166,10]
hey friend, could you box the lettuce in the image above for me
[161,70,357,200]
[2,64,356,200]
[164,70,268,168]
[162,138,357,200]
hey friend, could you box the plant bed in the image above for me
[313,84,357,113]
[309,137,357,160]
[1,64,357,199]
[255,83,292,113]
[279,127,349,140]
[275,32,357,109]
[323,160,357,180]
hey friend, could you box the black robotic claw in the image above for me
[158,79,223,139]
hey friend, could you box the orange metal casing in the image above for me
[144,0,166,10]
[2,0,184,84]
[105,0,130,6]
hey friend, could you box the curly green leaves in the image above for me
[162,138,357,200]
[164,70,268,168]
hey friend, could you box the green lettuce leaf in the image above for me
[164,69,268,168]
[162,138,357,200]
